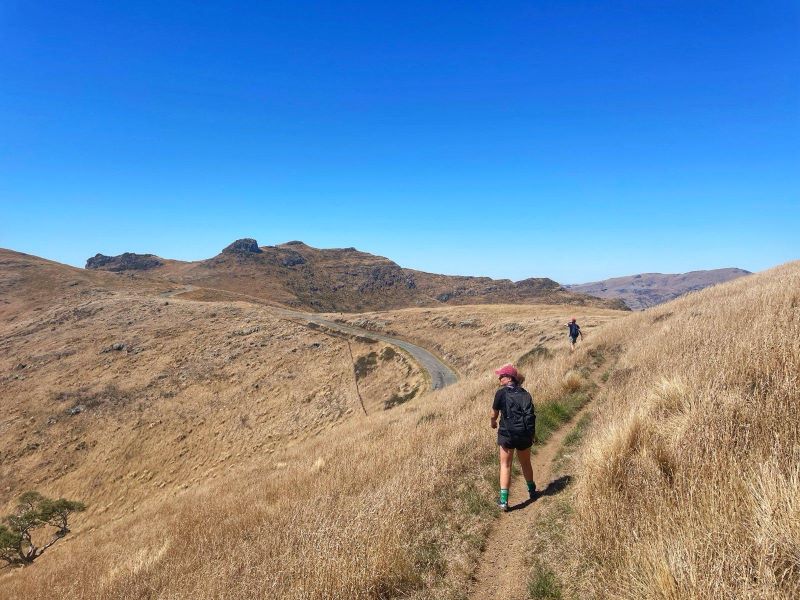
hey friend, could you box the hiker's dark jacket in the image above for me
[568,323,581,338]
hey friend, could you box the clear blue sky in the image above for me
[1,1,798,283]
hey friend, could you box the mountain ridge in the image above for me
[566,268,751,310]
[85,238,629,312]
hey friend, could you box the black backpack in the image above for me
[503,387,535,437]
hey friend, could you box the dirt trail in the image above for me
[469,404,590,600]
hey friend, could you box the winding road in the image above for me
[162,286,458,391]
[277,309,459,391]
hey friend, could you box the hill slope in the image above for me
[86,239,629,312]
[0,249,426,517]
[7,248,791,599]
[533,261,799,598]
[566,267,750,310]
[1,248,626,599]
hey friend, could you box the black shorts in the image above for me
[570,335,578,344]
[497,433,533,450]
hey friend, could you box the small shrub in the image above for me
[354,352,378,380]
[385,386,419,409]
[380,346,397,361]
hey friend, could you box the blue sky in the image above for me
[1,1,798,283]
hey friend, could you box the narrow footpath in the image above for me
[469,403,591,600]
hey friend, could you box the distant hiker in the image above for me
[491,364,537,511]
[567,317,582,350]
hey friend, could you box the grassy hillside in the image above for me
[530,261,800,599]
[330,304,623,375]
[0,251,425,519]
[6,249,793,599]
[1,351,602,600]
[1,250,613,598]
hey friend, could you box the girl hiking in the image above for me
[567,317,582,351]
[491,364,537,511]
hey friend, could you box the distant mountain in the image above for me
[86,238,628,312]
[566,268,751,310]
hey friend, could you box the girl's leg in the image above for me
[499,445,514,489]
[517,447,534,483]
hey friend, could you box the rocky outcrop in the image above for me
[85,253,163,271]
[278,250,307,267]
[514,277,561,291]
[358,265,417,293]
[221,238,262,255]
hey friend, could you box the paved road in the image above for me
[277,310,459,391]
[164,286,459,391]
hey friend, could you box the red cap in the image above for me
[570,318,577,323]
[494,364,519,380]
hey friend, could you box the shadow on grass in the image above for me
[508,498,535,512]
[539,475,573,497]
[507,476,573,511]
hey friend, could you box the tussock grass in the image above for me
[550,261,800,599]
[528,560,563,600]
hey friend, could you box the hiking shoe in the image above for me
[529,483,538,500]
[498,501,509,512]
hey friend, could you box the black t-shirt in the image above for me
[568,322,581,337]
[493,385,532,437]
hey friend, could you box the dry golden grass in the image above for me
[2,252,607,598]
[329,304,624,376]
[1,375,526,599]
[0,256,425,521]
[540,261,800,599]
[8,249,795,599]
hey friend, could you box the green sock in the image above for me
[526,480,536,492]
[500,488,509,504]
